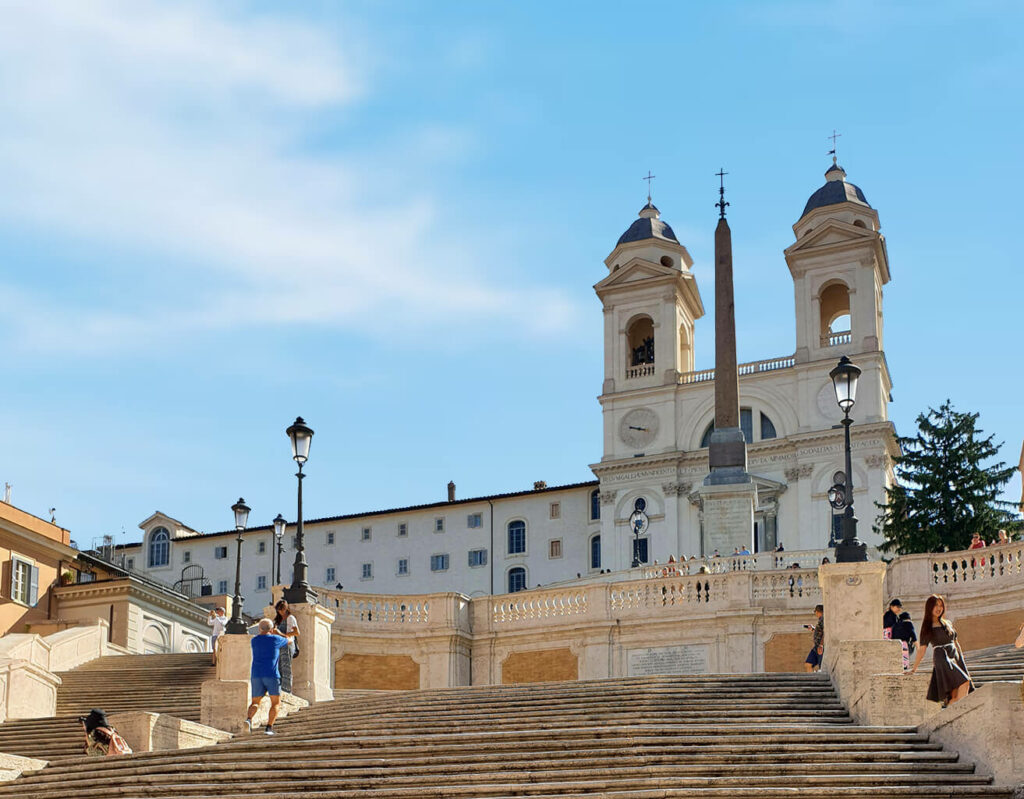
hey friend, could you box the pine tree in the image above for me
[876,400,1018,555]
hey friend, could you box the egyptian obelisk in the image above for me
[700,171,757,554]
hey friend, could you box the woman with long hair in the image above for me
[272,599,299,694]
[907,594,973,706]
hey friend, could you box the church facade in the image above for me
[118,159,898,606]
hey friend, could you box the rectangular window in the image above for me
[435,517,445,533]
[214,546,228,559]
[740,407,754,444]
[398,523,408,537]
[361,527,372,542]
[361,563,372,580]
[10,556,38,606]
[397,558,409,576]
[217,580,228,594]
[590,535,601,570]
[326,567,336,583]
[326,531,335,545]
[183,550,191,563]
[430,554,449,572]
[257,541,266,555]
[126,558,135,570]
[256,575,267,591]
[549,502,561,520]
[468,548,488,568]
[467,513,483,528]
[549,539,562,559]
[635,538,650,565]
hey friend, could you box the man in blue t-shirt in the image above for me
[246,618,290,735]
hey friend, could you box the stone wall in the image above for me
[501,647,578,684]
[335,654,419,691]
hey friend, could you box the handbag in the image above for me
[107,730,133,756]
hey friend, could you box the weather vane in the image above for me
[828,129,842,164]
[715,168,729,218]
[642,170,656,204]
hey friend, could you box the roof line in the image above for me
[116,479,600,547]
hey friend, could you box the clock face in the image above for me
[619,408,659,450]
[816,382,841,421]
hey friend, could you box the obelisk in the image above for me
[700,170,757,554]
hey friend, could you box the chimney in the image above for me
[533,480,547,490]
[447,481,456,502]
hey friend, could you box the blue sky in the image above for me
[0,1,1020,546]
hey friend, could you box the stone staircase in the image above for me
[0,653,213,761]
[1,672,1014,798]
[966,643,1024,685]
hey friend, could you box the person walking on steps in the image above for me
[804,604,824,673]
[272,599,300,694]
[246,618,290,735]
[891,610,918,671]
[883,598,902,637]
[907,594,974,707]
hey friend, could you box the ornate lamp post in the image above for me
[272,513,286,588]
[225,497,251,634]
[282,417,318,604]
[829,356,868,562]
[826,470,846,547]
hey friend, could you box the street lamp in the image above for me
[272,513,286,588]
[826,471,846,547]
[631,518,643,568]
[225,497,251,634]
[829,356,867,562]
[283,417,317,604]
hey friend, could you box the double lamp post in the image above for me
[226,416,317,635]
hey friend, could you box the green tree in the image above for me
[876,400,1018,555]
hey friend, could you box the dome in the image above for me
[616,201,680,246]
[801,161,871,218]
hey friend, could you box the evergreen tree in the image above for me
[876,400,1018,555]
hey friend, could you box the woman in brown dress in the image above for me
[907,594,973,706]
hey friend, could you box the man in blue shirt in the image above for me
[246,618,290,735]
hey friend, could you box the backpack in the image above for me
[107,729,133,756]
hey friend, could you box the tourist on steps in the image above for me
[882,598,902,636]
[891,610,918,671]
[207,606,227,666]
[803,604,824,673]
[80,708,132,756]
[246,618,290,735]
[907,594,974,707]
[273,599,300,694]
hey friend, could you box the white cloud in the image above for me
[0,1,581,356]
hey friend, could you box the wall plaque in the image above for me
[627,644,709,676]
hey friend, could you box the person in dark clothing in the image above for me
[891,610,917,670]
[80,708,131,756]
[804,605,824,672]
[883,598,902,631]
[907,594,973,707]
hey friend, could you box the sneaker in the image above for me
[244,719,252,734]
[264,726,275,736]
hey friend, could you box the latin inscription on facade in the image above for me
[628,644,710,676]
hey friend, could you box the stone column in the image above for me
[201,634,251,734]
[288,603,336,703]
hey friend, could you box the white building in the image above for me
[119,158,898,604]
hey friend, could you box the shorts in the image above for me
[251,675,281,698]
[211,634,220,650]
[805,646,822,667]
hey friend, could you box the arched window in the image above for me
[760,412,777,440]
[590,535,601,570]
[590,489,601,521]
[819,282,851,345]
[507,520,526,555]
[148,527,170,568]
[508,567,527,593]
[626,316,655,367]
[702,409,779,447]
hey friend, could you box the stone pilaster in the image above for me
[288,603,336,703]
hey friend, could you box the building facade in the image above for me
[118,159,898,603]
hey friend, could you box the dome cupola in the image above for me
[800,158,872,218]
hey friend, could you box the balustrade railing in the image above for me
[679,354,796,385]
[751,569,821,601]
[625,363,656,379]
[928,542,1024,587]
[331,593,431,625]
[821,330,852,347]
[642,549,832,578]
[491,589,587,624]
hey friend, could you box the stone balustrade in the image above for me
[885,540,1024,602]
[821,330,852,347]
[678,354,796,385]
[625,363,656,379]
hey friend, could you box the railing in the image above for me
[751,569,821,601]
[821,330,852,347]
[610,576,727,611]
[626,363,656,379]
[491,589,587,624]
[332,594,432,625]
[678,354,796,385]
[641,549,834,577]
[928,542,1024,587]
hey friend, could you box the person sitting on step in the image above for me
[80,708,132,756]
[246,618,290,735]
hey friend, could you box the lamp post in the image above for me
[826,471,846,547]
[631,518,643,568]
[272,513,286,588]
[225,497,251,634]
[829,356,868,562]
[282,417,318,604]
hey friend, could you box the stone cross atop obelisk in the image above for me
[700,170,756,554]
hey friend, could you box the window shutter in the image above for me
[1,560,10,599]
[29,565,40,606]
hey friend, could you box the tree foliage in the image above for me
[876,400,1018,555]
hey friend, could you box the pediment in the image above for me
[138,511,198,538]
[595,258,678,290]
[786,219,874,256]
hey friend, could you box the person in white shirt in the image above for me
[207,607,228,665]
[272,600,300,693]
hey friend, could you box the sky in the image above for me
[0,0,1021,547]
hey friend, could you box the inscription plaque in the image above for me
[627,644,710,676]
